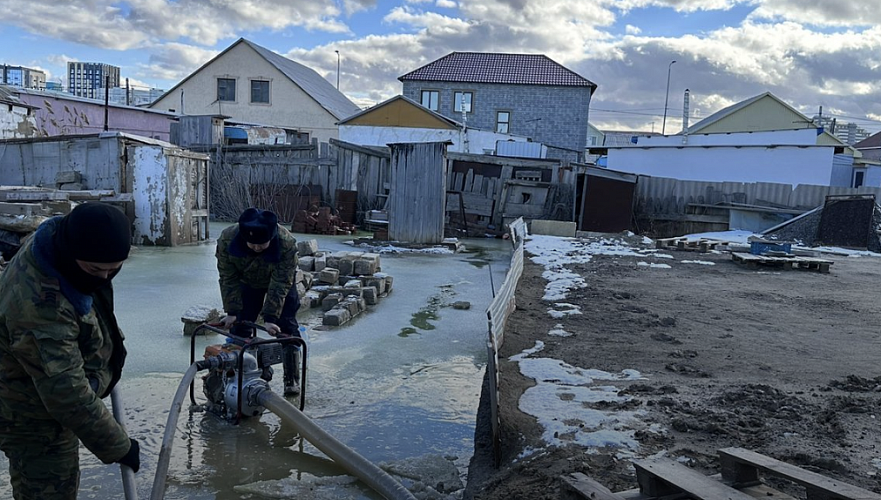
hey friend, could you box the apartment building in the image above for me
[68,62,120,99]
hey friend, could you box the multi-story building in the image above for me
[1,64,46,89]
[812,115,872,145]
[399,52,597,161]
[68,62,120,99]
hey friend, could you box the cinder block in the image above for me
[314,254,327,272]
[322,308,351,326]
[305,290,322,308]
[343,297,362,317]
[375,273,393,294]
[322,293,343,312]
[297,239,319,257]
[344,279,361,289]
[298,256,315,272]
[530,219,577,237]
[362,286,378,305]
[354,258,377,276]
[327,251,349,269]
[338,256,355,276]
[318,268,339,285]
[365,276,386,295]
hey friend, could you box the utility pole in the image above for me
[335,50,340,90]
[662,60,676,135]
[103,75,110,131]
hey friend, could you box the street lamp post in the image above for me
[662,60,676,135]
[335,50,340,90]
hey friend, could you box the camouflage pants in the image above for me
[0,417,80,500]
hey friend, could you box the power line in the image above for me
[590,108,663,117]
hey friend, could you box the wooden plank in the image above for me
[4,191,69,201]
[0,202,46,217]
[719,448,881,500]
[464,169,474,193]
[472,174,484,193]
[561,473,626,500]
[633,459,754,500]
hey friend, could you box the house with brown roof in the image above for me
[399,52,596,161]
[852,132,881,187]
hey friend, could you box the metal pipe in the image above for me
[259,390,417,500]
[110,388,138,500]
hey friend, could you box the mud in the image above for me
[465,239,881,499]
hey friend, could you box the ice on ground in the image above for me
[681,260,715,265]
[380,454,464,494]
[652,253,674,259]
[548,324,572,337]
[510,341,645,450]
[637,262,672,269]
[548,303,581,318]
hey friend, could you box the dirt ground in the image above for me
[464,235,881,499]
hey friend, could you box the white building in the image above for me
[150,38,360,144]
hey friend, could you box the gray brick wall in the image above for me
[402,80,591,160]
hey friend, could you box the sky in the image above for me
[2,0,881,134]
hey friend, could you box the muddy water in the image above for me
[0,226,512,499]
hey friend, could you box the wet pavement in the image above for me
[0,224,513,499]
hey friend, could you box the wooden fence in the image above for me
[388,142,448,244]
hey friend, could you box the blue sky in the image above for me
[2,0,880,133]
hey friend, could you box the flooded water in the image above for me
[0,224,513,499]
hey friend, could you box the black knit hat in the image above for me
[238,208,278,244]
[59,203,132,263]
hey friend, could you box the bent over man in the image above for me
[216,208,302,395]
[0,203,140,500]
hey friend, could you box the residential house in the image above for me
[852,132,881,188]
[0,86,37,139]
[603,92,861,187]
[150,38,361,144]
[9,87,177,141]
[338,95,532,154]
[399,52,596,161]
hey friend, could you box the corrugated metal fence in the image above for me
[485,217,527,465]
[636,175,881,214]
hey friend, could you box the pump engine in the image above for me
[200,342,286,419]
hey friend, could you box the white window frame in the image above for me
[496,110,510,134]
[421,90,439,111]
[454,91,473,113]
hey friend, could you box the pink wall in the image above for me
[16,92,176,141]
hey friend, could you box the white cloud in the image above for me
[436,0,458,8]
[625,24,641,35]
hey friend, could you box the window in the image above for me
[251,80,270,103]
[454,91,472,113]
[496,111,510,134]
[217,78,236,101]
[853,170,865,188]
[421,90,439,111]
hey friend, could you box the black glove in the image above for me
[117,438,140,473]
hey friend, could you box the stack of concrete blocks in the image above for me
[181,305,222,335]
[295,239,394,327]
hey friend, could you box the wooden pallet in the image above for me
[655,237,728,252]
[561,447,881,500]
[731,252,833,273]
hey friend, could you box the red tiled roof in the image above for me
[399,52,596,88]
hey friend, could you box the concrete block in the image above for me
[59,183,84,191]
[363,286,378,305]
[375,273,393,294]
[322,308,351,326]
[327,251,349,269]
[299,269,313,289]
[305,290,322,308]
[297,239,319,257]
[322,293,343,312]
[338,256,355,276]
[530,219,577,237]
[181,305,221,336]
[354,257,377,276]
[343,297,362,317]
[314,254,327,272]
[344,279,361,289]
[318,268,339,285]
[364,276,386,295]
[298,256,315,272]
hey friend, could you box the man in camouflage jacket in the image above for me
[216,208,302,395]
[0,203,140,499]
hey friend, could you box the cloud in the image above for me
[750,0,881,27]
[436,0,458,8]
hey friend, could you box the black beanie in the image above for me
[58,203,132,263]
[238,208,278,244]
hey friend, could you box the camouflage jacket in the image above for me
[0,217,130,464]
[216,223,298,323]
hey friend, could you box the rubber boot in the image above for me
[283,347,300,396]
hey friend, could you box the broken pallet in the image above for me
[655,237,728,252]
[731,252,833,273]
[562,447,880,500]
